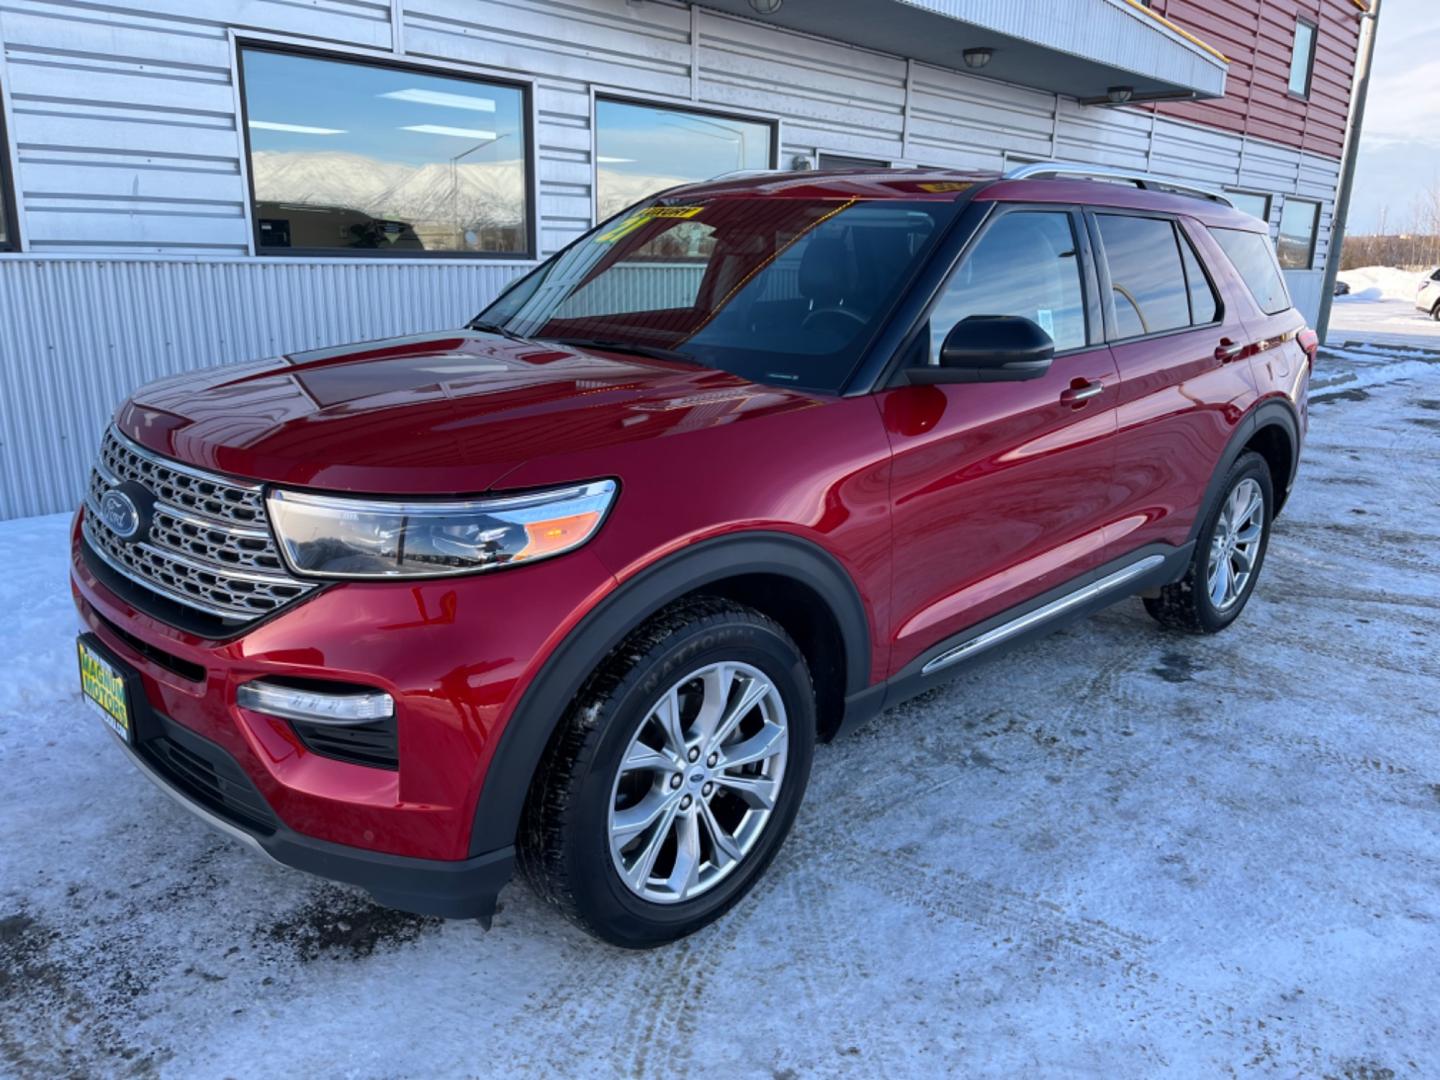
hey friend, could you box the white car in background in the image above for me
[1418,268,1440,320]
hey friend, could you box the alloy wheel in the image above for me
[1207,477,1265,611]
[607,661,789,904]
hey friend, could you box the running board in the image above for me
[919,555,1166,676]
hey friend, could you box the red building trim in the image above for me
[1147,0,1364,161]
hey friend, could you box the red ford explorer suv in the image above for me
[72,165,1315,947]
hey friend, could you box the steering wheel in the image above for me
[801,306,868,333]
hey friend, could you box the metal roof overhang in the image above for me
[694,0,1229,103]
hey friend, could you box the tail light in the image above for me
[1297,327,1319,369]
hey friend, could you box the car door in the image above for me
[1095,211,1260,554]
[876,204,1123,678]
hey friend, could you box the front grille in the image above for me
[142,716,278,836]
[83,428,317,625]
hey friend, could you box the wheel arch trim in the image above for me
[1188,397,1300,547]
[467,530,873,856]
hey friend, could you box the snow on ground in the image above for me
[4,346,1440,1078]
[1335,265,1428,303]
[1329,291,1440,352]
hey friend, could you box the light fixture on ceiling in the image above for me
[1107,85,1135,104]
[380,88,497,113]
[749,0,783,14]
[962,47,993,70]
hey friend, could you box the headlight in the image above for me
[266,480,616,579]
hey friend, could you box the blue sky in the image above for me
[1348,0,1440,233]
[594,100,771,178]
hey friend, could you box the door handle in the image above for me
[1215,338,1246,363]
[1060,380,1104,406]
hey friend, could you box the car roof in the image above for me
[663,167,1267,232]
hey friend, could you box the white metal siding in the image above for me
[0,0,1343,519]
[0,257,527,519]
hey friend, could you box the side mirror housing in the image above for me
[905,315,1056,385]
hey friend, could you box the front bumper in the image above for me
[70,508,619,916]
[109,685,512,918]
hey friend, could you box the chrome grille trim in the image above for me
[81,514,264,622]
[99,427,265,527]
[106,426,263,493]
[84,428,317,624]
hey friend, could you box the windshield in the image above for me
[478,195,959,393]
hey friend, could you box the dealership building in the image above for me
[0,0,1365,519]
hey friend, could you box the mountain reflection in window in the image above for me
[240,48,529,256]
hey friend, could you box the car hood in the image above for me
[116,330,824,494]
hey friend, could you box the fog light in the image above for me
[237,680,393,725]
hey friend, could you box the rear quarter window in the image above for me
[1210,227,1292,315]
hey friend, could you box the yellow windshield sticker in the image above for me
[916,181,974,193]
[595,205,703,244]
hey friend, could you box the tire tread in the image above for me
[517,595,806,941]
[1144,450,1272,634]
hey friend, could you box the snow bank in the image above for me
[1336,265,1428,303]
[0,513,81,712]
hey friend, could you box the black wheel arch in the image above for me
[466,531,873,856]
[1187,397,1301,548]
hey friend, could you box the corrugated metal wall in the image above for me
[1151,0,1362,160]
[0,0,1343,518]
[0,257,528,519]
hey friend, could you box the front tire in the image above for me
[519,596,815,947]
[1144,451,1273,634]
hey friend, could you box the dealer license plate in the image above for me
[77,636,132,743]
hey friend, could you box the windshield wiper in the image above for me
[542,337,707,367]
[467,318,527,341]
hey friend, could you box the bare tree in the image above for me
[1341,178,1440,269]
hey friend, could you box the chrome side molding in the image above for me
[920,554,1167,676]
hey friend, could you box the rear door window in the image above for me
[1210,228,1291,315]
[1179,230,1220,325]
[928,209,1087,359]
[1096,214,1191,339]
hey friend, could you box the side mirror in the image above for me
[906,315,1056,385]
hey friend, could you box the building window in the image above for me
[595,98,773,219]
[1288,19,1317,98]
[1226,191,1272,226]
[1277,198,1321,270]
[238,46,530,257]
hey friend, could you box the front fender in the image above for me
[466,530,873,856]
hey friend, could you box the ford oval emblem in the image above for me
[99,488,141,540]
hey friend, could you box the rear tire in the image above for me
[1144,451,1273,634]
[519,596,815,948]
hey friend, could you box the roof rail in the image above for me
[1003,161,1234,208]
[707,168,787,182]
